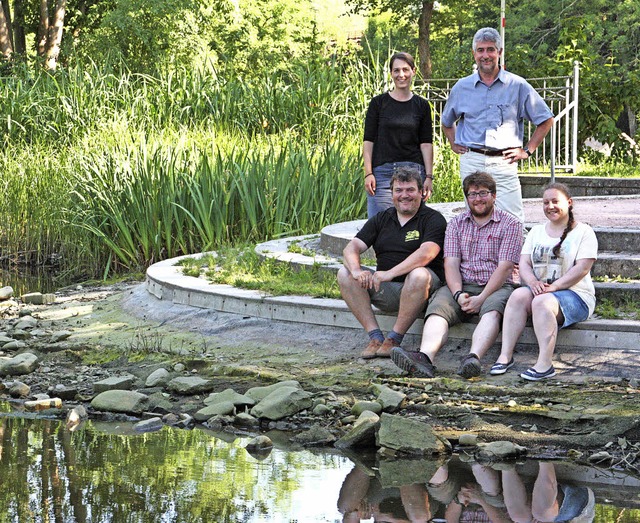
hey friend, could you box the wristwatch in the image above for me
[523,146,532,157]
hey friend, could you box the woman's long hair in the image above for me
[544,182,575,257]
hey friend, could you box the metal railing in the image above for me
[415,61,580,179]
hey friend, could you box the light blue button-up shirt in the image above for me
[441,68,554,150]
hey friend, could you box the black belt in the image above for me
[468,147,507,156]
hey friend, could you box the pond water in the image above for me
[1,413,639,522]
[0,266,66,296]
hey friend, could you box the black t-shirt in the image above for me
[363,93,433,168]
[355,205,446,282]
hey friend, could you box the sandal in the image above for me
[489,358,515,375]
[520,366,556,381]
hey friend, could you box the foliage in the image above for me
[504,1,640,157]
[180,248,342,299]
[74,0,219,73]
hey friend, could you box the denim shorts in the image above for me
[553,289,590,328]
[367,161,426,218]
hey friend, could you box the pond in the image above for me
[2,413,640,522]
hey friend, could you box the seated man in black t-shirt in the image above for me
[338,166,447,359]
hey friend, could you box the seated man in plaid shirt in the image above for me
[391,171,523,378]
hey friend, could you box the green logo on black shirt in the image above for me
[405,230,419,242]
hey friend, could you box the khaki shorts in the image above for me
[425,283,514,325]
[367,267,442,313]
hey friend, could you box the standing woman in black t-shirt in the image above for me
[363,52,434,218]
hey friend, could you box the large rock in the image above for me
[21,292,56,305]
[335,410,380,449]
[93,375,136,393]
[374,385,406,412]
[145,368,170,387]
[50,330,72,343]
[0,335,15,346]
[377,413,451,456]
[167,376,215,395]
[0,352,39,375]
[377,457,444,488]
[351,401,382,416]
[1,340,26,351]
[250,386,313,420]
[91,390,149,414]
[194,401,236,421]
[292,426,336,446]
[14,316,38,330]
[0,286,14,300]
[245,380,301,402]
[475,441,527,461]
[204,388,256,408]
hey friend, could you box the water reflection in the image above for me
[1,415,639,522]
[338,455,640,523]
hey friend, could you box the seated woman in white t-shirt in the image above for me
[490,183,598,381]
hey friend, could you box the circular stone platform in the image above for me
[320,195,640,259]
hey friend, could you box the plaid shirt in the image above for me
[444,208,523,285]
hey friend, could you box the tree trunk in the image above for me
[13,0,26,55]
[44,0,66,70]
[0,0,13,59]
[37,0,48,57]
[417,0,434,79]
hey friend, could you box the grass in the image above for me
[595,298,640,320]
[179,247,341,299]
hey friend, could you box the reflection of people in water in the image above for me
[337,466,433,522]
[427,460,595,523]
[338,459,594,523]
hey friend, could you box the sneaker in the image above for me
[458,353,482,379]
[376,337,400,358]
[390,347,435,378]
[520,366,556,381]
[555,485,595,523]
[489,358,515,375]
[360,339,382,359]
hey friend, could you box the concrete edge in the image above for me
[146,253,640,351]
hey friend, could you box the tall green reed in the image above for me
[0,55,462,280]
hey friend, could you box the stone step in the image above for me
[591,251,640,279]
[321,220,640,261]
[258,234,640,306]
[146,254,640,357]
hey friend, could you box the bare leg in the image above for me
[337,467,370,523]
[393,267,433,335]
[419,314,449,362]
[471,463,501,496]
[495,287,533,364]
[531,294,562,371]
[469,310,502,360]
[531,462,559,522]
[501,467,532,523]
[337,267,380,333]
[399,483,432,523]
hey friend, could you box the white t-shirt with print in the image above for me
[522,222,598,316]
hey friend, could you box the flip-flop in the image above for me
[489,358,515,375]
[520,366,556,381]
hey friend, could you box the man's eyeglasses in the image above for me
[466,190,492,199]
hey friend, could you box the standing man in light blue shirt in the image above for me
[441,27,554,223]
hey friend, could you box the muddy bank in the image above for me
[0,282,639,473]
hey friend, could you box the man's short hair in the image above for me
[472,27,502,51]
[390,166,424,192]
[463,172,496,195]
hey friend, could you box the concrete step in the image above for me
[592,251,640,280]
[146,254,640,361]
